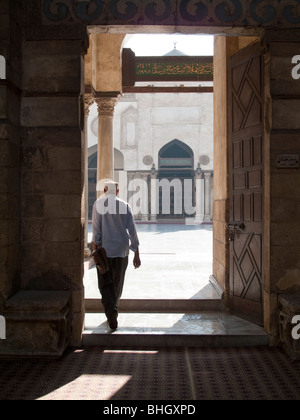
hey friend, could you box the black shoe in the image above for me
[108,311,118,330]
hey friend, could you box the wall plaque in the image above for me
[135,59,213,82]
[276,154,299,168]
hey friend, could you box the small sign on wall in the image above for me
[276,154,299,169]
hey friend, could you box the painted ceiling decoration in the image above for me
[41,0,300,27]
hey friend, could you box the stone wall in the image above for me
[0,0,23,312]
[264,30,300,341]
[0,0,87,349]
[20,36,86,345]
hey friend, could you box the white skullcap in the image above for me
[105,180,118,193]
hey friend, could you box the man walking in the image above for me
[92,181,141,330]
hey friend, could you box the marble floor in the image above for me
[84,223,217,300]
[83,312,269,347]
[85,312,267,336]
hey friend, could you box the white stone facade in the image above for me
[87,87,214,222]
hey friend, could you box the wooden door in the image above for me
[228,44,264,326]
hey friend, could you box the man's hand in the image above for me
[133,250,141,269]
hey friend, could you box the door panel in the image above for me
[228,44,264,326]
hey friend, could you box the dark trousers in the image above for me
[97,257,128,319]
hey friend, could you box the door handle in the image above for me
[226,223,246,231]
[226,223,246,241]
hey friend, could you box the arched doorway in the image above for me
[158,139,194,220]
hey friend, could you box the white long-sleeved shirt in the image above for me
[92,194,140,258]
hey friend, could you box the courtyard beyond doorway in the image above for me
[82,223,268,348]
[84,223,217,301]
[84,224,267,349]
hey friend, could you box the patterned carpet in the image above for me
[0,347,299,400]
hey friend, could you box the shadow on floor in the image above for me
[1,346,299,400]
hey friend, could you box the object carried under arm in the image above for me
[92,246,109,275]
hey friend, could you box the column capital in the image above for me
[95,96,119,118]
[204,172,212,179]
[84,94,94,117]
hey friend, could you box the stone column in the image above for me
[127,171,134,204]
[83,94,94,257]
[141,173,149,222]
[150,166,158,222]
[95,96,118,197]
[194,172,204,224]
[204,172,212,222]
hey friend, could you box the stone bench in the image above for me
[0,291,72,357]
[279,294,300,361]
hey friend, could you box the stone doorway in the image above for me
[84,34,216,320]
[83,29,267,343]
[84,33,215,306]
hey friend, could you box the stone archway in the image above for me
[83,32,272,339]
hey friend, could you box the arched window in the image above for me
[158,140,195,219]
[158,139,194,178]
[0,56,6,79]
[114,148,125,171]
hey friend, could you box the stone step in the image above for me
[83,312,269,348]
[85,298,224,313]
